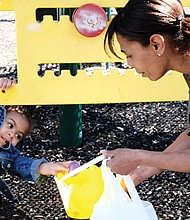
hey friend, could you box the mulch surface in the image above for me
[1,103,190,220]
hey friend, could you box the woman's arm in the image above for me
[102,128,190,176]
[131,128,190,185]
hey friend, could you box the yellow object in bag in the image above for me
[55,165,104,219]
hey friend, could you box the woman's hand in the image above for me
[101,148,142,175]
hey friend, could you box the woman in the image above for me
[102,0,190,185]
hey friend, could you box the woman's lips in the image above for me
[133,69,145,77]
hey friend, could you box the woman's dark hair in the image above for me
[5,105,36,135]
[104,0,190,57]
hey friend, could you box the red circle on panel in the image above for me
[73,4,108,37]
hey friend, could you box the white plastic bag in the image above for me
[90,160,158,220]
[54,155,105,219]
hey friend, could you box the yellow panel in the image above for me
[182,0,190,6]
[0,0,189,105]
[25,0,188,7]
[0,69,188,105]
[0,0,13,10]
[15,16,118,64]
[14,0,127,8]
[1,0,189,11]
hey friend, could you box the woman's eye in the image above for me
[8,122,13,129]
[16,134,22,140]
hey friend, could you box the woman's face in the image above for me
[0,110,29,147]
[116,34,168,81]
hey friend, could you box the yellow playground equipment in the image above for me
[0,0,190,105]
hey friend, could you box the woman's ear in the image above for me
[150,34,165,56]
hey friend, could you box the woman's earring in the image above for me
[158,53,161,56]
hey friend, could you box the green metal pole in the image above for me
[59,63,82,147]
[59,104,82,147]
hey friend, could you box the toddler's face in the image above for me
[0,110,29,147]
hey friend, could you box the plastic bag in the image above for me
[54,156,105,219]
[90,160,158,220]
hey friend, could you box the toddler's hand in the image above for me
[39,161,73,176]
[0,78,16,90]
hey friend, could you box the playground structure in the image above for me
[0,0,190,146]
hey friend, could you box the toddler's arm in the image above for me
[38,161,73,176]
